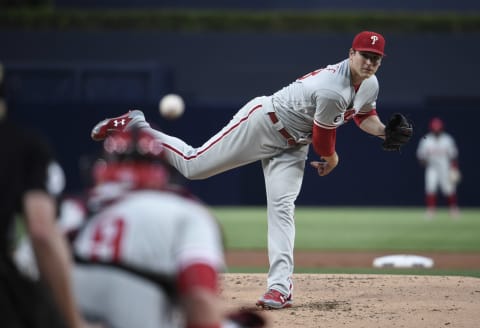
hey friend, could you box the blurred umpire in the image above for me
[0,62,97,328]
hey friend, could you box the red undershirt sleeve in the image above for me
[312,121,336,157]
[353,109,378,126]
[178,263,221,328]
[177,262,218,295]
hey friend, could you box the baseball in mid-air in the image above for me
[159,93,185,120]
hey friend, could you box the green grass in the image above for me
[212,206,480,252]
[212,206,480,277]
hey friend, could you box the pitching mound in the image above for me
[220,273,479,328]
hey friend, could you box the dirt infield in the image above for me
[220,273,480,328]
[225,250,480,269]
[220,251,480,327]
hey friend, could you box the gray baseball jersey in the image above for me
[273,59,378,140]
[73,189,225,328]
[142,58,380,297]
[417,132,458,195]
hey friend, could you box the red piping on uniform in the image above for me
[163,104,263,160]
[353,109,378,126]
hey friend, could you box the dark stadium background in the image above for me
[1,0,479,206]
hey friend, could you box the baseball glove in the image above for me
[382,113,413,151]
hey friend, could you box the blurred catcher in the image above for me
[15,127,266,328]
[417,117,461,218]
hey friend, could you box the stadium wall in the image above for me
[54,0,480,12]
[1,30,478,206]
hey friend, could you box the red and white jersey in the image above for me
[416,132,458,170]
[272,58,379,139]
[73,189,224,276]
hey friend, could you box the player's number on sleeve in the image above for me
[297,69,322,80]
[89,217,126,262]
[297,67,336,81]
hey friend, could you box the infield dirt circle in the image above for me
[219,251,480,328]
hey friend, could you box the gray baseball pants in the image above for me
[145,96,309,296]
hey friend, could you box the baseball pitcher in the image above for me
[90,31,413,309]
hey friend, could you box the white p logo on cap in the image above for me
[352,31,386,56]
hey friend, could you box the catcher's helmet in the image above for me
[93,128,169,189]
[429,117,444,133]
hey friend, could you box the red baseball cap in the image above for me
[352,31,386,56]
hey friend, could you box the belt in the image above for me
[268,112,297,146]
